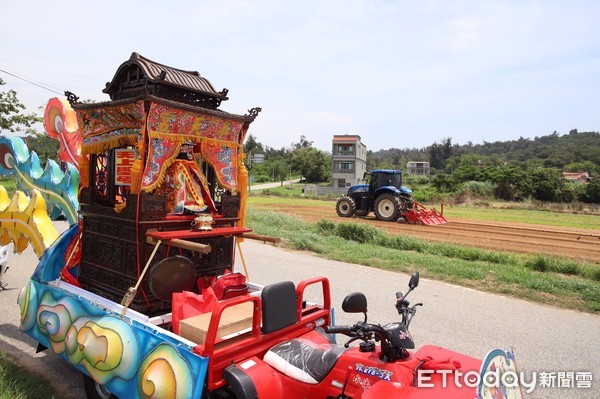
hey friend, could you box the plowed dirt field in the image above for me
[254,202,600,263]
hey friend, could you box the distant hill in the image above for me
[367,130,600,173]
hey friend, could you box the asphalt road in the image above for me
[249,178,301,191]
[0,223,598,399]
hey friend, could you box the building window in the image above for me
[338,162,353,170]
[336,144,354,154]
[337,179,346,188]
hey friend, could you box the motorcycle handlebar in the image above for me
[324,325,354,335]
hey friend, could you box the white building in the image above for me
[406,161,431,176]
[331,135,367,188]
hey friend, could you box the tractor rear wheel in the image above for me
[336,196,356,217]
[374,193,402,221]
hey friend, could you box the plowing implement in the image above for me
[402,201,448,225]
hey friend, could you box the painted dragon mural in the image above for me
[0,187,58,257]
[0,98,80,258]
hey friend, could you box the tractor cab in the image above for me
[366,169,407,196]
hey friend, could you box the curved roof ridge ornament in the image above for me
[246,107,262,119]
[64,91,81,106]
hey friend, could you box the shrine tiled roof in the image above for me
[103,52,229,103]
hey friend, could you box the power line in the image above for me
[0,67,64,96]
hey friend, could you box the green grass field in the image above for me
[249,195,600,230]
[0,177,16,197]
[245,201,600,314]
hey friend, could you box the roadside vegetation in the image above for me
[0,177,16,196]
[246,209,600,313]
[0,352,65,399]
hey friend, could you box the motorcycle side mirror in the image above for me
[342,292,368,314]
[409,272,419,290]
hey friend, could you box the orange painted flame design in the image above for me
[44,98,81,167]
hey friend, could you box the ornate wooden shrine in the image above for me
[68,53,260,314]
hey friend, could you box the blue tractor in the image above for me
[335,169,414,222]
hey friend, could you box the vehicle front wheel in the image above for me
[374,193,402,221]
[336,196,356,217]
[83,375,117,399]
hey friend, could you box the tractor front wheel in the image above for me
[374,193,402,221]
[336,196,356,217]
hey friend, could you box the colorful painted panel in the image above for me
[201,141,239,190]
[77,101,145,139]
[147,103,244,144]
[18,279,208,399]
[31,223,77,283]
[0,136,79,225]
[477,349,523,399]
[140,139,182,192]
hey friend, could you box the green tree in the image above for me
[580,178,600,203]
[22,132,59,165]
[270,158,289,184]
[489,166,531,201]
[0,78,42,134]
[290,147,331,182]
[432,172,458,192]
[377,161,394,170]
[428,137,452,169]
[292,135,313,150]
[564,161,596,175]
[530,168,564,202]
[244,133,264,155]
[453,165,491,183]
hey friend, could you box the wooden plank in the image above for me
[146,236,212,254]
[146,226,252,240]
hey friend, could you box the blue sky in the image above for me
[1,0,598,152]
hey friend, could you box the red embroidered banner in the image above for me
[146,103,244,143]
[77,101,145,138]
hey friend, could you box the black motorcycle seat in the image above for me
[263,339,347,384]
